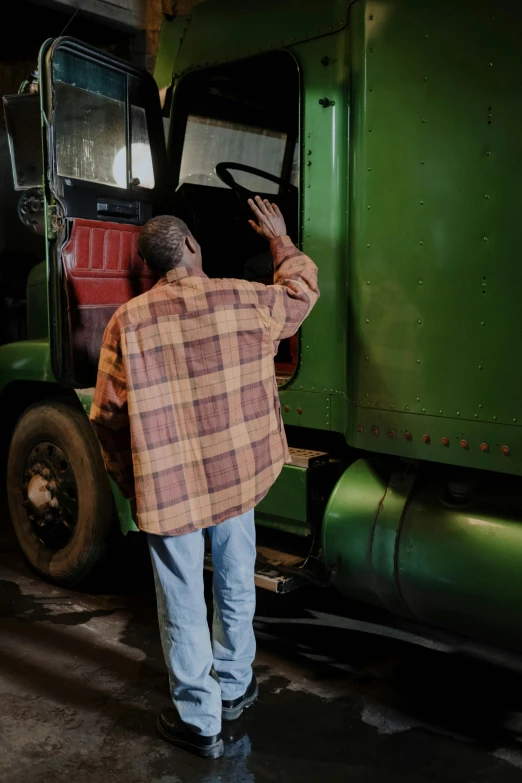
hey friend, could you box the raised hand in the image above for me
[248,195,287,240]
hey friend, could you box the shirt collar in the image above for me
[166,266,208,284]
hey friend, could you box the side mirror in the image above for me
[3,93,43,190]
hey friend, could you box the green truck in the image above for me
[2,0,522,651]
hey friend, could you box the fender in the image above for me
[0,340,54,391]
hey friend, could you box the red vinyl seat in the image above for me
[61,218,155,384]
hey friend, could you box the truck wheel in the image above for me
[7,399,114,587]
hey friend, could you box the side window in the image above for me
[179,115,288,193]
[53,52,154,190]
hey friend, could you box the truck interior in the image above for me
[170,50,300,383]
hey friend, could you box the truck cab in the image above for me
[3,0,522,654]
[2,16,343,586]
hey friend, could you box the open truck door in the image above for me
[4,39,168,587]
[40,37,168,388]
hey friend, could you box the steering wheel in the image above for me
[215,162,297,200]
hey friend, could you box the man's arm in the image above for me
[248,196,319,341]
[89,315,135,498]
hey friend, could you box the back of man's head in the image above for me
[138,215,193,275]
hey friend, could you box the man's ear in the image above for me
[185,235,197,255]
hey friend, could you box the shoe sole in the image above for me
[222,684,259,722]
[156,716,224,759]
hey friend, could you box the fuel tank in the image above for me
[322,459,522,650]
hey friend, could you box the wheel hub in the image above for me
[22,441,78,550]
[27,473,54,513]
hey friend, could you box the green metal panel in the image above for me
[329,391,349,435]
[348,0,522,476]
[353,408,522,476]
[0,340,54,393]
[154,14,190,95]
[280,389,331,430]
[286,34,349,417]
[75,389,138,534]
[159,0,349,80]
[256,464,309,536]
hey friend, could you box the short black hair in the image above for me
[138,215,191,275]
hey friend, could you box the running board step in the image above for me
[286,447,329,468]
[204,545,306,594]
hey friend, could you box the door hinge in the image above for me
[47,204,64,236]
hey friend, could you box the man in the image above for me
[90,197,319,759]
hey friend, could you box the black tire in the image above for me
[7,399,114,587]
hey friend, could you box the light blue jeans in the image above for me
[148,510,256,737]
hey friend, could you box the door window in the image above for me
[53,51,154,190]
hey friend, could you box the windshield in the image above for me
[179,115,294,193]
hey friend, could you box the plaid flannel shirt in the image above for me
[89,235,319,536]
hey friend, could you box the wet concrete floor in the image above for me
[2,535,522,783]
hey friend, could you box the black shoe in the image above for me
[157,709,224,759]
[222,675,259,721]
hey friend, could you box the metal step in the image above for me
[204,545,306,594]
[286,447,329,468]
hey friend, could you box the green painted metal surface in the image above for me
[256,464,309,536]
[323,459,522,649]
[75,389,138,535]
[280,389,332,431]
[154,14,189,96]
[322,458,389,606]
[367,465,417,617]
[400,479,522,651]
[159,0,348,80]
[0,341,54,393]
[353,408,521,476]
[288,34,349,407]
[347,0,522,476]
